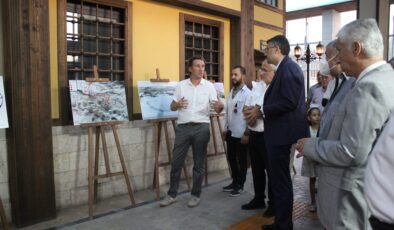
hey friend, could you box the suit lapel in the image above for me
[264,57,288,100]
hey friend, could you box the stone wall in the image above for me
[0,119,228,221]
[0,130,10,221]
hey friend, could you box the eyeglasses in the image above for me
[233,103,238,113]
[326,54,338,63]
[264,45,276,53]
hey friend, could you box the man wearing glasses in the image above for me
[249,35,309,230]
[242,63,276,216]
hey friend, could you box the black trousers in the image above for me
[226,131,248,188]
[369,216,394,230]
[265,143,293,230]
[249,131,273,206]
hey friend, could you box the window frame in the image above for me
[57,0,133,125]
[255,0,278,8]
[179,13,224,82]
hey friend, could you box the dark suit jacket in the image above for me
[263,56,309,146]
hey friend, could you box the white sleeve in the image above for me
[173,83,182,102]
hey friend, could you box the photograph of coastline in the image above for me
[137,81,178,120]
[69,80,129,125]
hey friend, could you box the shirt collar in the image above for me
[275,57,284,70]
[232,84,247,92]
[187,78,205,85]
[357,60,386,82]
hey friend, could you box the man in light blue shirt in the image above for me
[221,66,251,196]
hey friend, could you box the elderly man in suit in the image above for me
[304,39,356,228]
[247,35,309,230]
[296,18,394,230]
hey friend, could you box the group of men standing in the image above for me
[160,18,394,230]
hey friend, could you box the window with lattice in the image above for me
[256,0,278,8]
[180,14,223,82]
[66,0,126,81]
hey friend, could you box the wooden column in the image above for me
[2,0,56,227]
[357,0,390,59]
[241,0,255,86]
[230,17,241,76]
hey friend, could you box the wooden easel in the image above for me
[205,113,228,185]
[151,68,191,200]
[82,66,135,218]
[0,197,9,229]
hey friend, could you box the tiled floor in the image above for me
[16,157,323,230]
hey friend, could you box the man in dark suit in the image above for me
[260,35,309,229]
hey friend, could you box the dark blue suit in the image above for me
[263,56,309,230]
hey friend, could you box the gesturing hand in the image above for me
[212,96,224,113]
[177,97,188,109]
[243,106,261,127]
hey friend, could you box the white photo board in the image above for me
[0,76,9,128]
[137,81,178,120]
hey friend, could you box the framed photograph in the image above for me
[69,80,129,125]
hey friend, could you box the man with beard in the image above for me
[221,66,251,197]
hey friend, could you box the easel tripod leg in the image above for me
[87,127,94,218]
[112,125,136,205]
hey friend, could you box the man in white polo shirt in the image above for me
[243,63,275,216]
[160,56,223,208]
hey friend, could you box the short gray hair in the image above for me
[337,18,383,58]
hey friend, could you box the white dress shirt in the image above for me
[259,58,282,117]
[225,84,251,138]
[173,78,217,124]
[365,110,394,224]
[245,81,267,132]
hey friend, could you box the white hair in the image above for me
[337,18,383,58]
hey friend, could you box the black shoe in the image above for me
[241,199,266,210]
[261,224,275,229]
[222,183,235,192]
[229,188,243,197]
[263,206,275,217]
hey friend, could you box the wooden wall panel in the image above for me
[241,0,255,86]
[2,0,56,227]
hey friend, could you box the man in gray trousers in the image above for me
[296,18,394,230]
[160,56,223,208]
[303,39,355,228]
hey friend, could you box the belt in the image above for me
[249,130,264,136]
